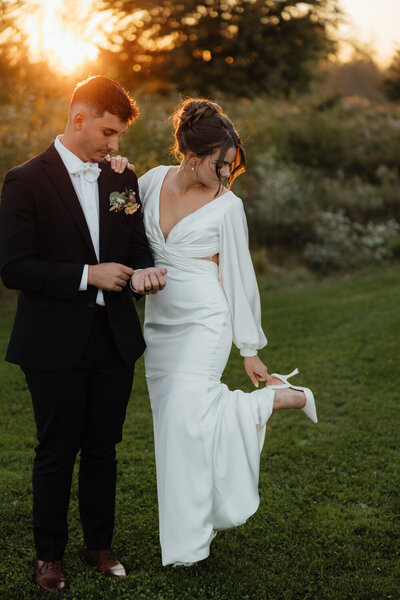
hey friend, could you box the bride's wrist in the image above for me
[241,348,258,358]
[243,354,258,360]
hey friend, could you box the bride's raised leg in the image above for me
[266,369,318,423]
[272,387,306,410]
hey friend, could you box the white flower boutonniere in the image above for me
[109,188,140,215]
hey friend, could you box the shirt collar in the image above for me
[54,135,97,176]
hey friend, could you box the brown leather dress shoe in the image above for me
[35,559,68,593]
[83,545,126,578]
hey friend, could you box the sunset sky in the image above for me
[18,0,400,73]
[339,0,400,65]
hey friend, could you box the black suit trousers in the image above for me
[22,307,134,560]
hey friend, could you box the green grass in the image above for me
[0,267,399,599]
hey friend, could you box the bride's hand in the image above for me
[105,154,135,173]
[244,355,273,387]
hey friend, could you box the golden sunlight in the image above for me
[19,0,104,73]
[339,0,400,66]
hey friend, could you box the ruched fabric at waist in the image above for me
[152,247,219,274]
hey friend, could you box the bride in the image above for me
[113,99,317,567]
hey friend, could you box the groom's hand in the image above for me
[88,263,134,291]
[131,267,167,295]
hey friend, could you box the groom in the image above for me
[0,76,165,592]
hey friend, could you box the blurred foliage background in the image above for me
[1,0,400,277]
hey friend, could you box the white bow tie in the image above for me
[72,163,101,183]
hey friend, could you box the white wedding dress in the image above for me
[139,166,276,566]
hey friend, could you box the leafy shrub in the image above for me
[265,98,400,179]
[240,151,319,249]
[0,92,68,176]
[250,247,270,276]
[304,211,399,273]
[1,92,400,276]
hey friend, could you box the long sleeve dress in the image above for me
[139,166,276,566]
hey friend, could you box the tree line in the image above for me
[1,0,400,100]
[97,0,340,96]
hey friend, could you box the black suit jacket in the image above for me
[0,143,154,371]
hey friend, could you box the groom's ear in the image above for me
[73,111,86,131]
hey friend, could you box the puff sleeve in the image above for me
[138,166,162,206]
[219,196,267,357]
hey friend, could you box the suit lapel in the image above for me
[98,166,112,262]
[41,144,97,258]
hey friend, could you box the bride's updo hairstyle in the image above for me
[172,99,246,188]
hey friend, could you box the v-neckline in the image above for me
[157,166,232,243]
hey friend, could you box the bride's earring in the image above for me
[191,166,195,171]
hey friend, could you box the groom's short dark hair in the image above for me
[71,75,139,124]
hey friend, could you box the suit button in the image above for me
[88,302,94,308]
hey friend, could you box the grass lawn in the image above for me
[0,266,399,600]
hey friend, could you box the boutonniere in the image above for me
[109,188,140,215]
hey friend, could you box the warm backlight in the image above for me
[20,0,101,73]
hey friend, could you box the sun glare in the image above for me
[20,0,102,74]
[45,32,98,73]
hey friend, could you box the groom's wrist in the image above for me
[79,264,89,291]
[130,269,143,294]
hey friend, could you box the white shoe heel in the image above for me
[268,368,318,424]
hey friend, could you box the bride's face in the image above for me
[196,146,237,188]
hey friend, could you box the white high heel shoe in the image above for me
[267,368,318,423]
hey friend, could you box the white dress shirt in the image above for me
[54,135,105,305]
